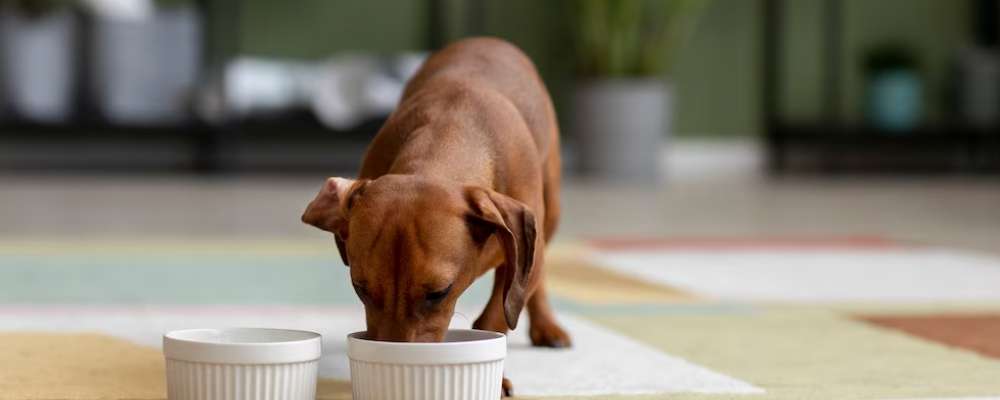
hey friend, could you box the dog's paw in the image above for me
[473,314,508,334]
[502,377,514,397]
[530,321,572,348]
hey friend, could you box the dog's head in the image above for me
[302,175,538,342]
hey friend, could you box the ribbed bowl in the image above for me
[348,330,506,400]
[163,328,322,400]
[165,359,318,400]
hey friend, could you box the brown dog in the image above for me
[301,37,569,394]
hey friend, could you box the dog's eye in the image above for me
[425,284,453,303]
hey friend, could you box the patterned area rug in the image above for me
[2,237,999,399]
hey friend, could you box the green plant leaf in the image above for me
[571,0,710,78]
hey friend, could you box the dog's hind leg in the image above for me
[541,125,561,242]
[526,273,571,347]
[526,140,572,348]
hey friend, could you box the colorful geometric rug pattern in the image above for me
[1,237,999,399]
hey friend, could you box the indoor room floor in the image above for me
[2,140,1000,399]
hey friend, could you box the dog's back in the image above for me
[401,37,558,154]
[358,37,561,242]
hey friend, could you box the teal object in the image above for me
[868,70,922,133]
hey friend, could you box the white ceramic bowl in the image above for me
[348,329,506,400]
[163,328,322,400]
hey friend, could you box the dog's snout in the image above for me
[368,323,447,343]
[369,325,420,342]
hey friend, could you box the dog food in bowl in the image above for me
[348,329,506,400]
[163,328,321,400]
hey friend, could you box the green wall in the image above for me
[237,0,973,136]
[839,0,969,123]
[671,0,969,135]
[238,0,428,57]
[672,0,760,136]
[778,0,970,125]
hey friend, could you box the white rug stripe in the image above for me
[0,306,762,396]
[591,248,1000,302]
[502,313,763,395]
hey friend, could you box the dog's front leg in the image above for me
[473,264,508,332]
[473,265,514,397]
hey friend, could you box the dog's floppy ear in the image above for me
[466,187,538,330]
[302,177,369,266]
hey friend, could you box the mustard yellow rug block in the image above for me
[0,332,353,400]
[0,332,165,399]
[545,244,697,305]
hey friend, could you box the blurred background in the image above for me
[0,0,997,250]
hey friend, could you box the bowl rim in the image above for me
[347,329,506,365]
[164,327,322,364]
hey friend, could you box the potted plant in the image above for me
[570,0,707,181]
[0,0,78,122]
[90,0,201,125]
[863,43,922,133]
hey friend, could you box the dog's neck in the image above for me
[383,121,496,189]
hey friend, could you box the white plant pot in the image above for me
[91,6,201,124]
[0,8,77,122]
[572,79,671,181]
